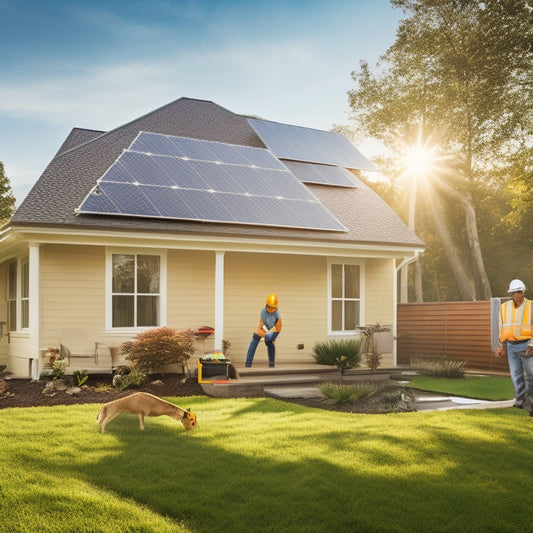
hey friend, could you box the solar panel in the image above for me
[248,118,376,171]
[77,132,347,232]
[282,160,357,188]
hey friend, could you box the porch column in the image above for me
[214,251,225,351]
[29,243,40,380]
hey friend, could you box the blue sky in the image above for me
[0,0,401,205]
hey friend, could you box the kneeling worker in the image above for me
[245,294,282,368]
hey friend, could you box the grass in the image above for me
[1,392,532,532]
[408,375,515,401]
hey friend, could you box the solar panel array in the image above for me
[282,160,356,188]
[77,132,347,232]
[248,118,376,171]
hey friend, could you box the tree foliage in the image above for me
[0,162,16,225]
[348,0,533,300]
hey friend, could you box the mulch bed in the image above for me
[0,374,416,414]
[0,373,205,409]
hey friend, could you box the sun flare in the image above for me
[404,144,434,177]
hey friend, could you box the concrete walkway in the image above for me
[264,384,517,412]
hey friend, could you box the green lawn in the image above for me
[1,393,532,532]
[408,375,515,400]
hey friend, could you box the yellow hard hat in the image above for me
[266,294,278,309]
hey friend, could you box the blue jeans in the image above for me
[245,332,279,367]
[506,340,533,400]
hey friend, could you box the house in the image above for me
[0,97,424,378]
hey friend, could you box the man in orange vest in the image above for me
[496,279,533,412]
[245,294,282,368]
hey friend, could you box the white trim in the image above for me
[105,247,167,332]
[5,226,424,258]
[28,245,40,379]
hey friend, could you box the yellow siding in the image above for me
[224,253,327,365]
[167,250,216,354]
[365,258,395,326]
[40,244,107,359]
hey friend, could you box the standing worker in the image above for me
[245,294,282,368]
[496,279,533,413]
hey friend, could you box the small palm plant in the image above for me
[312,338,362,378]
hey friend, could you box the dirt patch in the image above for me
[0,373,204,409]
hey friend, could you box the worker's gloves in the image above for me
[264,332,277,342]
[525,342,533,358]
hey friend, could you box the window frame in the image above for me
[327,259,365,335]
[6,256,30,332]
[105,248,167,332]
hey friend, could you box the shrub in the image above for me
[320,381,374,403]
[411,356,466,378]
[119,327,196,375]
[312,338,362,372]
[112,371,146,391]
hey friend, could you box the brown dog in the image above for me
[97,392,196,433]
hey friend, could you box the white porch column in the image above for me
[29,243,40,380]
[214,251,225,351]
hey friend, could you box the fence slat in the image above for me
[397,301,509,373]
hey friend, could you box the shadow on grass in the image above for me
[16,398,533,533]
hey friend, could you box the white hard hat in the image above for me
[508,279,526,293]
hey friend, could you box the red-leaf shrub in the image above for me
[119,327,196,375]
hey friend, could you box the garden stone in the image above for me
[66,387,82,396]
[42,381,57,396]
[54,379,67,391]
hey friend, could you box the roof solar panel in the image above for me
[282,160,357,188]
[248,118,376,171]
[77,132,347,232]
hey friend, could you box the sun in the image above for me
[404,143,434,177]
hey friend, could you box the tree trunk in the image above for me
[462,192,492,299]
[414,259,423,302]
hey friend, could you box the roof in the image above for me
[11,97,424,249]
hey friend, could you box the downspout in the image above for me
[393,252,420,367]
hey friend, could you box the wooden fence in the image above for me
[397,301,509,373]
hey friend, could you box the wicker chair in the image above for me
[58,328,99,364]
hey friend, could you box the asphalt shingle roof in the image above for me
[12,97,424,248]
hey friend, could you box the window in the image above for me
[7,260,16,331]
[21,258,29,329]
[6,257,30,331]
[109,252,164,329]
[330,263,361,332]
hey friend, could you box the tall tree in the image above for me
[348,0,533,300]
[0,162,16,225]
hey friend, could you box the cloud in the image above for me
[0,37,348,132]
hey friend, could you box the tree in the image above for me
[0,162,16,225]
[347,0,533,300]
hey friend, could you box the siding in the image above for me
[365,258,394,326]
[397,301,509,373]
[224,253,327,364]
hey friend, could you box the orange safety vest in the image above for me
[499,298,532,342]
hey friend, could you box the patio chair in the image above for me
[58,328,99,364]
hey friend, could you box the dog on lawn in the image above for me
[97,392,196,433]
